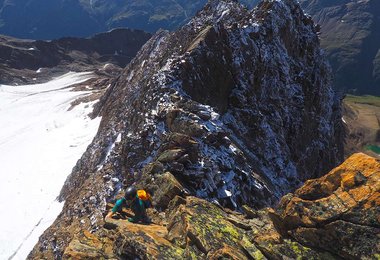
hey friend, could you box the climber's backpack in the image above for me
[137,189,152,208]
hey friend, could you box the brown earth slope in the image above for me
[343,95,380,157]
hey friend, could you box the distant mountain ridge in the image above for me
[1,0,379,95]
[0,28,151,84]
[299,0,380,95]
[0,0,259,40]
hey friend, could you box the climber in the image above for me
[106,186,151,223]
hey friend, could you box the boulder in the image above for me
[103,217,186,259]
[157,149,185,163]
[166,196,266,258]
[275,153,380,259]
[63,230,116,260]
[151,172,185,210]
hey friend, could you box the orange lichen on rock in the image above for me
[59,154,379,260]
[63,230,116,259]
[275,153,380,259]
[278,153,379,224]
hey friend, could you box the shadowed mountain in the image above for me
[0,0,259,40]
[300,0,380,95]
[0,28,151,85]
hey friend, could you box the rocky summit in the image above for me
[29,0,347,259]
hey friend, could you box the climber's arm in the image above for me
[106,198,126,219]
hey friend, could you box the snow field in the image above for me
[0,72,101,259]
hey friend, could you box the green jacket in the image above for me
[112,196,146,219]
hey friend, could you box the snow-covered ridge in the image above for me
[0,72,101,260]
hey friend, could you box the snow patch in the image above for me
[103,63,112,69]
[97,133,122,171]
[127,70,135,82]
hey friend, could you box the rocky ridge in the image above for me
[44,153,380,259]
[29,0,345,258]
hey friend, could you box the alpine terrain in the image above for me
[0,27,151,260]
[299,0,380,95]
[0,72,101,259]
[0,28,151,85]
[0,0,259,39]
[22,0,379,259]
[0,0,377,259]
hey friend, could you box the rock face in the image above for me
[274,152,380,259]
[0,28,151,85]
[80,0,343,207]
[29,0,344,258]
[37,153,378,259]
[299,0,380,95]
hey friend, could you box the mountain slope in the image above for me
[0,0,259,39]
[29,0,344,258]
[0,72,101,260]
[0,28,151,85]
[343,95,380,157]
[299,0,380,95]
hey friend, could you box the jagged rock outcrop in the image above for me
[29,0,344,258]
[273,152,380,259]
[56,153,378,259]
[73,0,343,208]
[0,28,151,85]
